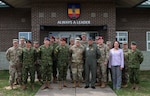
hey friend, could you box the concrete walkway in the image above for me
[35,83,117,96]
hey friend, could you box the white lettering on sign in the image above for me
[57,20,91,25]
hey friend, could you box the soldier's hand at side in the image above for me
[104,62,107,65]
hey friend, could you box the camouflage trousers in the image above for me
[129,68,140,84]
[97,63,107,82]
[9,64,17,84]
[58,63,68,81]
[41,65,52,82]
[71,62,83,81]
[122,65,129,85]
[35,64,42,80]
[22,66,35,84]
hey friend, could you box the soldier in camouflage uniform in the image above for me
[14,37,26,85]
[122,42,130,88]
[70,37,84,88]
[20,40,36,90]
[33,41,42,84]
[19,38,26,48]
[106,41,112,83]
[6,39,22,89]
[54,38,69,89]
[128,41,144,90]
[39,37,53,90]
[69,37,75,82]
[80,32,88,82]
[50,36,59,83]
[97,36,109,88]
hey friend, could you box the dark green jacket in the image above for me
[20,47,36,68]
[128,49,144,68]
[39,45,53,66]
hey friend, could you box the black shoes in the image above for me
[91,86,96,89]
[85,86,96,89]
[84,86,89,88]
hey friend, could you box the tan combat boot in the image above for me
[101,82,106,88]
[72,80,76,88]
[131,84,136,89]
[53,77,57,83]
[63,81,68,87]
[77,80,82,88]
[135,84,139,90]
[22,84,27,90]
[59,81,63,90]
[41,81,47,90]
[31,84,35,90]
[10,83,13,89]
[47,81,53,89]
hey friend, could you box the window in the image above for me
[18,32,32,42]
[116,31,128,48]
[146,32,150,51]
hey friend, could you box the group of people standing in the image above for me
[6,32,144,91]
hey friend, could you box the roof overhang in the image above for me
[2,0,146,8]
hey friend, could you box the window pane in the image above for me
[148,42,150,50]
[148,33,150,41]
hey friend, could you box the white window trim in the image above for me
[146,32,150,51]
[116,31,128,48]
[18,32,32,42]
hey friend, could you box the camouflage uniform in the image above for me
[52,42,59,82]
[128,49,143,84]
[122,48,130,86]
[97,43,109,85]
[34,47,42,83]
[39,45,53,82]
[20,47,36,85]
[19,44,26,48]
[70,44,84,81]
[69,43,74,81]
[54,45,69,81]
[6,46,22,86]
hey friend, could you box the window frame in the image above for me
[116,31,128,48]
[146,32,150,51]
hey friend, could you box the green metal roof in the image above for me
[0,0,9,7]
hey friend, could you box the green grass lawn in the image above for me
[0,70,40,96]
[113,70,150,96]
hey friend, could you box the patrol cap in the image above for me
[95,36,100,40]
[33,41,39,44]
[55,36,59,39]
[44,37,50,41]
[88,37,93,41]
[81,32,87,36]
[26,40,32,44]
[70,37,74,40]
[60,38,66,41]
[13,39,18,43]
[123,42,128,45]
[106,41,111,45]
[131,41,137,45]
[20,37,25,40]
[75,37,81,41]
